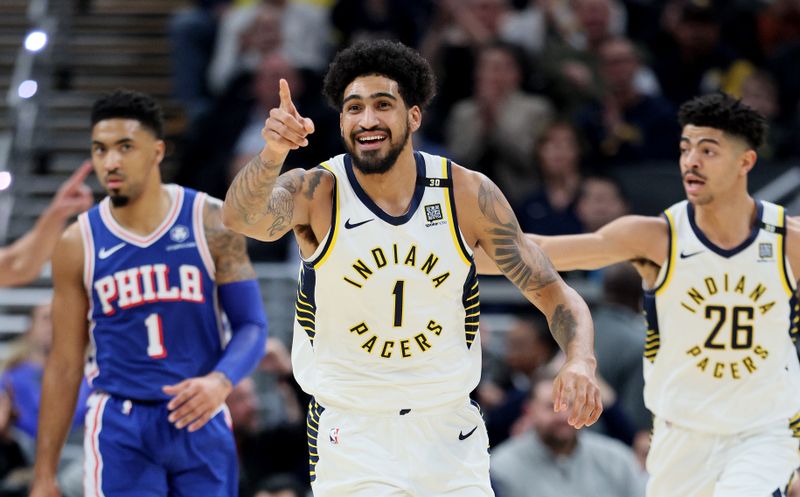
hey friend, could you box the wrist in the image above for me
[259,147,288,168]
[211,371,233,391]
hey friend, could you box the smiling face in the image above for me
[679,125,755,206]
[340,74,420,175]
[91,118,165,207]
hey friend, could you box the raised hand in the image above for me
[51,160,93,219]
[262,78,315,156]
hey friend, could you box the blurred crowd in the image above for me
[3,0,800,496]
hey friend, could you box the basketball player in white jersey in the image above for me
[479,93,800,497]
[222,40,603,497]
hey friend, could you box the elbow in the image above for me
[221,202,246,234]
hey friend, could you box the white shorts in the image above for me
[646,416,800,497]
[307,398,494,497]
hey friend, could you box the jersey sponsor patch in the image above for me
[425,203,443,223]
[759,242,774,260]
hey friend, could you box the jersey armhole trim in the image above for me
[654,210,676,295]
[311,162,338,269]
[194,192,216,281]
[777,206,796,297]
[441,157,472,266]
[78,212,94,293]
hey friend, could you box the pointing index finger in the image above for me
[65,160,93,188]
[278,78,298,116]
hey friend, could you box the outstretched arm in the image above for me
[0,161,92,287]
[457,168,602,428]
[475,215,668,275]
[222,78,317,241]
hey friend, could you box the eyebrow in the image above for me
[680,137,721,146]
[342,92,398,105]
[92,138,134,146]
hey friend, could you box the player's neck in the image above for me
[109,183,172,236]
[353,147,417,217]
[693,192,756,250]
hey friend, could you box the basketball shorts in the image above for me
[83,392,238,497]
[306,397,494,497]
[646,415,800,497]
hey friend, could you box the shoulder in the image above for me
[202,194,257,282]
[53,221,85,278]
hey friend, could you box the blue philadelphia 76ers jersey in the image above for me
[78,185,224,401]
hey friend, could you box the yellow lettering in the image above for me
[414,333,431,351]
[420,254,439,275]
[427,320,443,336]
[371,248,387,268]
[713,362,724,378]
[361,335,377,353]
[432,272,450,288]
[696,357,709,371]
[705,277,718,295]
[381,340,394,358]
[404,246,417,266]
[748,284,766,302]
[743,356,757,373]
[400,339,411,358]
[350,322,369,335]
[687,287,705,305]
[759,301,775,315]
[754,345,768,359]
[353,259,373,280]
[730,362,740,379]
[734,276,746,294]
[686,346,702,357]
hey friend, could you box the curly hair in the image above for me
[91,89,164,139]
[322,40,436,110]
[678,93,767,150]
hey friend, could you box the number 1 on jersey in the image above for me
[145,313,167,358]
[392,280,405,327]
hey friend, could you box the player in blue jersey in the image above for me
[222,40,602,497]
[30,90,268,497]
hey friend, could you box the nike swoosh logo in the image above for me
[679,250,704,259]
[98,242,126,259]
[344,218,374,229]
[459,426,478,441]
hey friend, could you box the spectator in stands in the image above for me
[491,371,647,497]
[593,263,649,432]
[168,0,232,122]
[515,120,584,236]
[250,473,306,497]
[739,69,799,161]
[0,162,92,287]
[446,41,554,203]
[330,0,427,49]
[575,174,629,233]
[575,36,678,168]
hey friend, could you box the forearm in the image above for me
[34,356,83,479]
[545,282,595,362]
[222,148,286,235]
[0,207,68,286]
[214,279,268,385]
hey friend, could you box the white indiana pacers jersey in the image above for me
[290,151,481,412]
[644,199,800,433]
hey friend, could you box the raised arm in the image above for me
[455,167,602,428]
[475,215,668,275]
[222,78,318,241]
[31,224,89,497]
[0,161,92,287]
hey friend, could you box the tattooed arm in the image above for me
[222,78,320,242]
[204,197,257,283]
[454,166,602,428]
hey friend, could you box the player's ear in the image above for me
[739,149,757,176]
[154,139,166,164]
[408,105,421,133]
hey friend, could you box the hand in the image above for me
[262,78,315,156]
[163,372,233,432]
[552,356,603,429]
[28,477,61,497]
[259,337,292,376]
[50,160,93,219]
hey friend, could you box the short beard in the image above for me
[347,122,410,175]
[110,194,130,207]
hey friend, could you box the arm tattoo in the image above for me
[304,169,324,200]
[478,179,557,292]
[204,201,257,282]
[225,154,283,226]
[550,304,577,350]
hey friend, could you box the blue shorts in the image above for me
[83,392,238,497]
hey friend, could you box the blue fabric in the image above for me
[215,279,268,385]
[88,394,237,496]
[1,362,91,438]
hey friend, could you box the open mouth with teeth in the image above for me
[356,134,388,149]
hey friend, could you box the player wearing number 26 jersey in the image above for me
[31,90,267,497]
